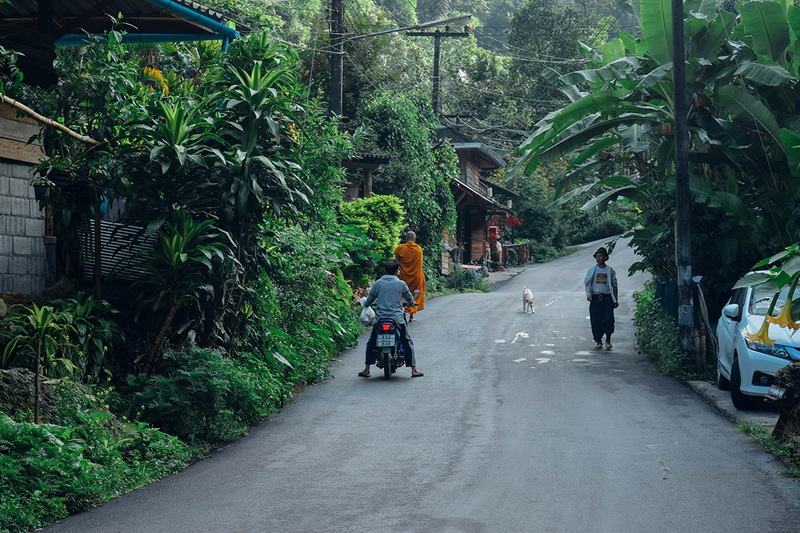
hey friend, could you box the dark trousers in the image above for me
[589,294,615,343]
[365,321,415,367]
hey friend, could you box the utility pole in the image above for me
[407,25,469,117]
[672,0,694,353]
[328,0,344,117]
[327,12,471,118]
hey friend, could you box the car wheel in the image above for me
[730,357,756,410]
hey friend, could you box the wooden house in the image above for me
[437,126,516,269]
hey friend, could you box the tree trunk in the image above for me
[772,397,800,442]
[34,340,41,424]
[140,303,180,372]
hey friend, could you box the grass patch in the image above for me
[738,422,800,478]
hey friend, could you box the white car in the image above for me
[715,280,800,409]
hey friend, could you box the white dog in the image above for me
[522,286,535,313]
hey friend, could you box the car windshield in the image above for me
[750,285,800,319]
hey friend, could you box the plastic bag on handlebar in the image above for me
[359,305,375,326]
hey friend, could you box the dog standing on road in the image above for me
[522,286,535,313]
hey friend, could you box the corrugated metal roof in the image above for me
[0,1,236,85]
[437,125,506,170]
[0,1,227,29]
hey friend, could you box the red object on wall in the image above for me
[488,226,499,242]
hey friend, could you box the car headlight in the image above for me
[745,339,791,359]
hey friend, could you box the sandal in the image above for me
[411,372,424,377]
[358,371,371,378]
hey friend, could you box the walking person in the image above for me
[585,246,618,349]
[394,231,425,322]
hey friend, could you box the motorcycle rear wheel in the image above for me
[383,351,392,380]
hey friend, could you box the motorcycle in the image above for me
[371,317,406,380]
[371,302,416,380]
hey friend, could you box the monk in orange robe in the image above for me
[394,231,425,322]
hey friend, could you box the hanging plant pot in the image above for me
[33,184,50,201]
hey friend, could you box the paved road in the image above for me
[44,241,800,532]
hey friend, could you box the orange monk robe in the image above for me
[394,241,425,315]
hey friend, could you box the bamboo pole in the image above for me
[0,94,101,145]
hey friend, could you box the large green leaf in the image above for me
[550,94,622,133]
[686,0,720,18]
[569,137,620,167]
[717,85,781,145]
[692,9,737,61]
[687,175,755,224]
[781,128,800,175]
[638,63,673,89]
[739,0,791,62]
[634,0,673,65]
[603,38,626,64]
[582,180,655,211]
[541,113,663,162]
[735,61,797,86]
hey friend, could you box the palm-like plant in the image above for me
[3,304,75,423]
[132,209,231,369]
[124,100,224,231]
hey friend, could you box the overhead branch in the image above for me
[0,93,101,146]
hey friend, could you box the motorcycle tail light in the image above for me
[380,323,392,332]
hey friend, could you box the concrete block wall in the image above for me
[0,160,46,295]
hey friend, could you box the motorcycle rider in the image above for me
[358,259,424,378]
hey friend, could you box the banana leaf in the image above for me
[687,0,719,17]
[687,175,755,225]
[739,0,791,62]
[735,61,797,86]
[569,137,620,167]
[781,128,800,174]
[718,85,781,145]
[540,113,663,162]
[634,0,673,65]
[603,38,626,64]
[691,10,737,62]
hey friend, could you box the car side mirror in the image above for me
[722,303,741,321]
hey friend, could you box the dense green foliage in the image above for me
[633,280,696,379]
[0,27,370,530]
[1,297,124,383]
[338,195,407,282]
[355,92,458,249]
[508,0,800,313]
[0,380,189,533]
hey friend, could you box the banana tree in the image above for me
[506,0,800,305]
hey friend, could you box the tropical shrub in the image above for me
[445,265,490,292]
[0,380,188,533]
[125,346,278,443]
[1,297,122,379]
[355,92,458,249]
[258,225,362,372]
[131,209,231,369]
[338,194,407,273]
[1,304,79,422]
[48,294,126,382]
[634,280,695,379]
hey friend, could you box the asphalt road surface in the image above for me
[43,241,800,533]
